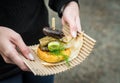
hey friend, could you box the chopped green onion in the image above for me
[48,41,70,66]
[48,41,60,51]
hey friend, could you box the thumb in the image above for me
[68,20,77,38]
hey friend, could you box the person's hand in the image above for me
[0,26,34,71]
[61,1,81,37]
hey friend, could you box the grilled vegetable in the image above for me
[39,45,49,51]
[43,27,64,39]
[39,36,57,47]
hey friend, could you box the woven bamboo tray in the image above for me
[20,33,96,76]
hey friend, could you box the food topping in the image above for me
[43,27,64,39]
[48,41,61,51]
[39,36,57,47]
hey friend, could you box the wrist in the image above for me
[59,1,79,18]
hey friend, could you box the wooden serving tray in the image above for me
[20,33,96,76]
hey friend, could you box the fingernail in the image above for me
[28,53,34,60]
[72,31,77,38]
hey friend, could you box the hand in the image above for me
[0,26,34,71]
[61,1,82,37]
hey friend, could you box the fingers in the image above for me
[61,1,81,38]
[69,20,77,38]
[0,27,31,71]
[62,17,81,38]
[10,49,29,71]
[62,17,76,37]
[2,42,29,71]
[11,34,34,60]
[1,54,14,64]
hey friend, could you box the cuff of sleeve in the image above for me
[58,0,79,18]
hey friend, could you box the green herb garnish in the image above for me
[48,41,70,66]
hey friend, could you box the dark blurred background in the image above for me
[45,0,120,83]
